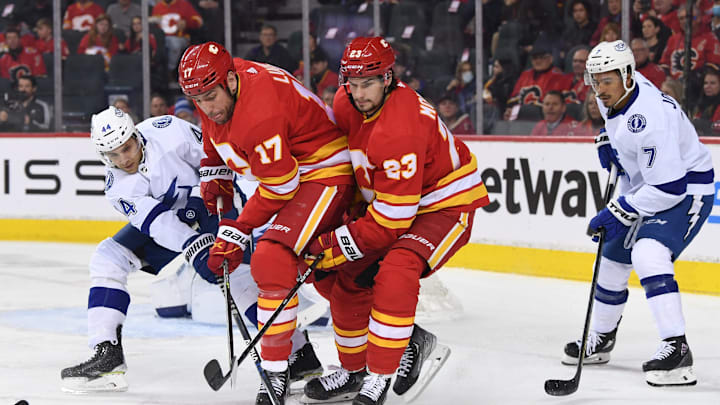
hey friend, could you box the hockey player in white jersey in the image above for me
[561,40,714,387]
[60,107,323,393]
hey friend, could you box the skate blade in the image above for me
[401,343,451,403]
[294,392,356,404]
[291,367,324,384]
[561,352,610,366]
[645,366,697,387]
[61,372,128,393]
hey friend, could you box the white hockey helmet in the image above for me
[90,106,143,167]
[585,40,636,104]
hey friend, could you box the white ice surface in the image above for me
[1,241,719,405]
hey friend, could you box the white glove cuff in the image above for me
[335,225,364,261]
[607,199,639,226]
[183,233,215,263]
[218,225,251,247]
[199,165,233,181]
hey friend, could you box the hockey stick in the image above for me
[204,253,324,391]
[544,164,619,396]
[215,197,236,389]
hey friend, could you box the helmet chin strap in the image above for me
[612,77,636,110]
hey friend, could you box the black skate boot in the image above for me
[393,324,438,395]
[562,323,619,365]
[61,325,127,393]
[353,372,391,405]
[642,335,697,387]
[301,367,366,403]
[289,330,323,383]
[256,368,289,405]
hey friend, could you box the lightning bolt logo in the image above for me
[684,195,703,240]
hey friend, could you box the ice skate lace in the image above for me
[396,344,414,378]
[576,331,605,356]
[288,351,299,366]
[360,374,388,401]
[258,372,287,395]
[650,341,675,361]
[319,367,350,391]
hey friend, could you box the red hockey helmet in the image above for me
[339,36,395,82]
[178,41,234,96]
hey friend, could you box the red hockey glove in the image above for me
[306,225,365,271]
[199,165,234,215]
[208,219,252,275]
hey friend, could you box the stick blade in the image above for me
[204,359,228,391]
[544,378,579,396]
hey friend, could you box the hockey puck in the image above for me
[15,401,28,405]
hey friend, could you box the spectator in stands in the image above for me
[125,16,157,60]
[631,37,666,88]
[566,46,591,103]
[504,40,571,120]
[173,97,196,124]
[152,0,203,75]
[642,16,670,64]
[600,21,621,43]
[661,77,685,109]
[106,0,142,38]
[483,57,518,115]
[562,0,597,54]
[14,74,50,131]
[647,0,681,34]
[661,4,720,80]
[591,0,622,46]
[691,67,720,136]
[0,27,46,81]
[581,89,603,136]
[446,60,476,115]
[291,34,317,81]
[192,0,223,43]
[63,0,105,32]
[712,0,720,40]
[245,24,295,72]
[77,14,121,70]
[322,86,337,108]
[530,90,584,136]
[33,18,70,59]
[150,93,169,116]
[437,92,476,135]
[310,47,338,98]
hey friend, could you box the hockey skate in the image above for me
[61,325,127,393]
[353,372,391,405]
[642,335,697,387]
[393,324,451,402]
[300,367,367,403]
[562,324,619,366]
[256,368,290,405]
[289,331,323,383]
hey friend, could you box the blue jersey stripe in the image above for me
[141,202,171,235]
[653,176,687,196]
[88,286,131,314]
[687,169,714,184]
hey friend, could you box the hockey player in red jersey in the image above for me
[178,42,355,405]
[301,37,489,405]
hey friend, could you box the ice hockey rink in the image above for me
[1,241,719,405]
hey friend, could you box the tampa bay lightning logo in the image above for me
[614,42,627,52]
[152,116,172,128]
[105,171,114,191]
[118,198,137,216]
[627,114,647,133]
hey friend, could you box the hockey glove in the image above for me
[177,196,213,230]
[208,219,252,275]
[595,130,624,174]
[588,196,639,242]
[182,233,217,284]
[199,165,234,215]
[307,224,365,271]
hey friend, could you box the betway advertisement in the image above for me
[1,134,719,262]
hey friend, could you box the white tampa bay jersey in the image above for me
[104,115,205,252]
[596,71,714,216]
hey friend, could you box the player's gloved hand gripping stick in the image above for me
[544,164,619,396]
[203,247,324,392]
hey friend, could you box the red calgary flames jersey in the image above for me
[198,59,354,230]
[507,67,572,108]
[333,83,489,251]
[660,31,720,79]
[62,2,105,31]
[152,0,202,37]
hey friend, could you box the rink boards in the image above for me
[2,133,720,295]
